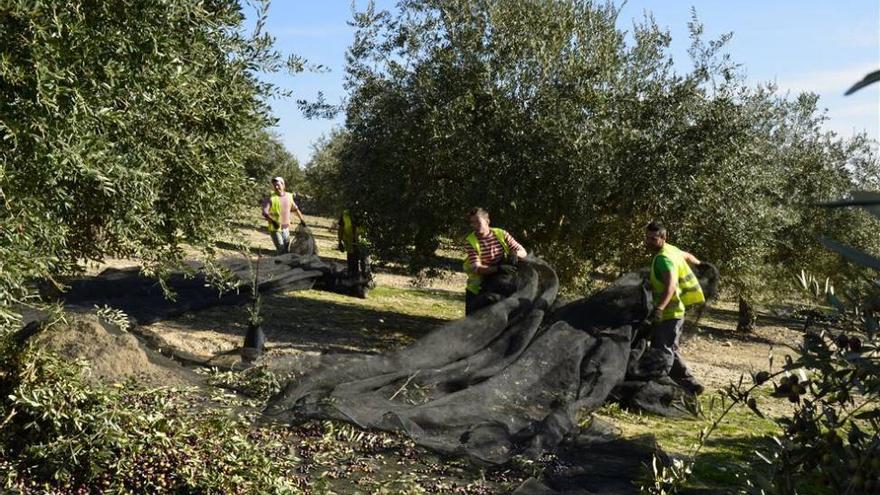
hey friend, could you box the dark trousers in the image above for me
[651,319,699,386]
[465,290,478,315]
[346,247,371,280]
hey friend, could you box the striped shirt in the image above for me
[466,230,524,267]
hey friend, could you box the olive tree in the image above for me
[0,0,303,325]
[338,0,879,321]
[300,129,349,216]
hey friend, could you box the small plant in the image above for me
[640,369,788,494]
[643,455,692,495]
[247,252,264,328]
[0,334,305,493]
[795,269,835,301]
[242,252,266,361]
[94,304,131,331]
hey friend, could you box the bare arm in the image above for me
[657,270,677,311]
[293,206,306,224]
[504,231,527,259]
[682,251,701,265]
[289,195,306,223]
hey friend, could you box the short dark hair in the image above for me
[468,207,489,220]
[646,221,667,238]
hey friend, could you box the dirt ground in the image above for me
[78,215,805,406]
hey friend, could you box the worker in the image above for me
[645,221,706,395]
[338,207,372,284]
[261,176,306,255]
[463,207,527,315]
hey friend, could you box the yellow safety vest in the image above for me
[266,192,294,232]
[649,243,705,320]
[341,209,356,252]
[463,228,510,295]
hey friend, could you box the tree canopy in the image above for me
[0,0,299,324]
[338,0,879,296]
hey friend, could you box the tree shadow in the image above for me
[684,433,776,494]
[152,290,455,357]
[215,240,276,257]
[703,305,805,332]
[372,254,465,276]
[686,324,785,347]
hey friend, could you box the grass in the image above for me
[289,285,464,321]
[595,394,783,493]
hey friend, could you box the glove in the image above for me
[649,307,663,324]
[506,253,519,266]
[337,241,345,252]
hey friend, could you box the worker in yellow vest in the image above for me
[337,207,372,284]
[261,177,306,255]
[645,221,706,395]
[463,207,527,315]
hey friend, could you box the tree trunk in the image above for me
[737,296,756,332]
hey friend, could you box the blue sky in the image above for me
[251,1,880,165]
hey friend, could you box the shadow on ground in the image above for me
[685,433,775,494]
[683,305,804,348]
[157,290,455,356]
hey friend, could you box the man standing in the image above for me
[337,207,372,284]
[261,177,306,255]
[645,221,706,395]
[463,207,527,315]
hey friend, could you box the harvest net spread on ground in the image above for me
[56,228,719,493]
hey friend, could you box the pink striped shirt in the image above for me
[466,230,523,267]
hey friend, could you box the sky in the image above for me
[249,1,880,165]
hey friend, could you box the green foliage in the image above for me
[0,337,302,493]
[742,191,880,494]
[94,304,132,331]
[302,128,349,216]
[0,0,299,325]
[754,326,880,494]
[639,373,785,494]
[244,129,304,206]
[337,0,879,292]
[201,365,285,401]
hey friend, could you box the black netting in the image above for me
[264,258,720,466]
[59,229,371,325]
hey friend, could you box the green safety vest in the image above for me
[266,193,292,232]
[341,209,356,252]
[463,228,510,295]
[649,243,705,320]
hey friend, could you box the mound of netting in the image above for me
[59,227,371,325]
[264,259,719,470]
